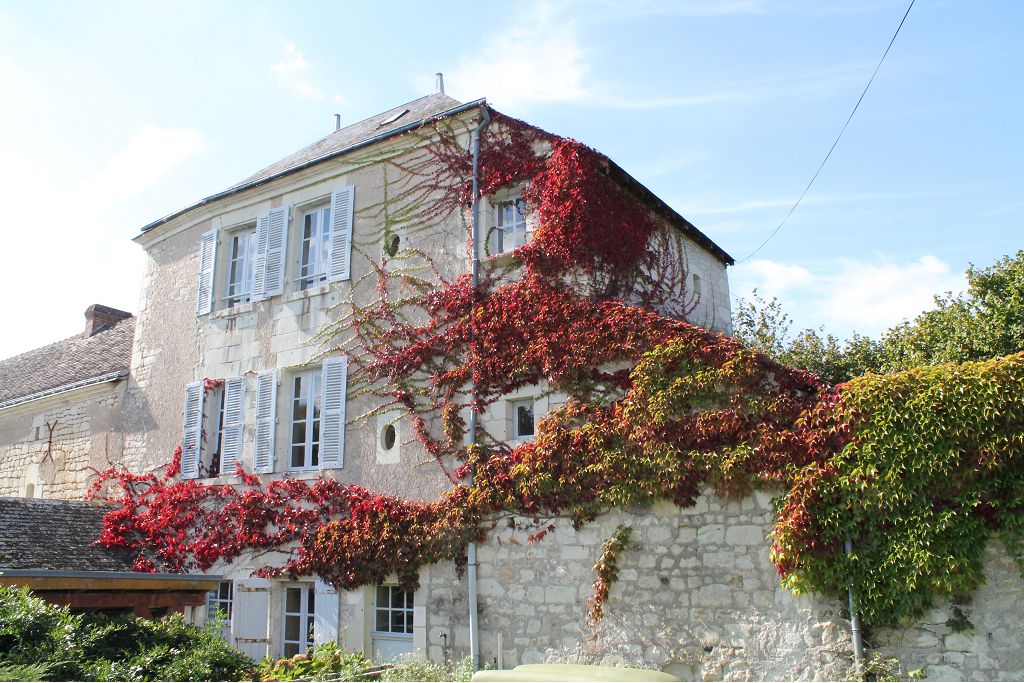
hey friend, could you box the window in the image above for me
[281,584,315,657]
[511,398,536,440]
[374,585,413,636]
[299,205,331,290]
[225,227,257,307]
[691,273,702,298]
[290,370,322,469]
[207,581,233,637]
[201,384,226,478]
[493,198,527,255]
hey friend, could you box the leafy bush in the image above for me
[0,585,253,681]
[255,643,370,681]
[380,655,476,682]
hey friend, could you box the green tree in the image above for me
[733,251,1024,383]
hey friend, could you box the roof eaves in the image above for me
[606,160,735,266]
[0,369,128,411]
[139,98,488,237]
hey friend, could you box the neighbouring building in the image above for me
[0,305,133,500]
[0,497,219,618]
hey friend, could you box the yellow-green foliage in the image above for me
[773,353,1024,624]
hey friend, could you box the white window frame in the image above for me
[206,580,233,638]
[492,197,527,255]
[223,225,258,308]
[297,204,332,290]
[372,585,414,638]
[510,398,536,440]
[281,583,316,658]
[288,369,322,471]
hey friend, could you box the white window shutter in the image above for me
[195,229,218,316]
[253,207,289,300]
[220,377,245,475]
[232,578,271,660]
[313,579,340,646]
[328,186,354,282]
[181,382,204,479]
[252,213,270,301]
[253,369,277,474]
[319,357,348,469]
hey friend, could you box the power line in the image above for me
[736,0,916,264]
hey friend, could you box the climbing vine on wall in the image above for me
[90,105,1024,627]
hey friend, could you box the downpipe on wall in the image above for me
[466,102,491,672]
[846,536,865,678]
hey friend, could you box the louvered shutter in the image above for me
[232,578,271,660]
[195,229,218,316]
[313,579,339,645]
[253,369,277,474]
[327,187,354,282]
[319,357,347,469]
[220,377,245,475]
[181,382,204,479]
[253,207,289,300]
[252,213,270,301]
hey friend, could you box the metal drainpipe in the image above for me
[466,103,491,671]
[846,537,865,677]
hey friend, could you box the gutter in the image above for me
[466,102,491,672]
[138,98,488,237]
[0,569,220,582]
[0,369,128,411]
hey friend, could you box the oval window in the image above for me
[384,234,401,257]
[382,423,397,451]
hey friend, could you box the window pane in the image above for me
[285,615,300,641]
[284,642,299,658]
[391,611,405,633]
[516,403,535,437]
[286,588,300,613]
[376,586,389,605]
[291,445,306,468]
[375,609,389,632]
[307,589,315,613]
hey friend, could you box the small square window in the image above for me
[374,585,413,635]
[511,399,535,440]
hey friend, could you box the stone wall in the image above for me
[419,489,1024,681]
[0,382,125,499]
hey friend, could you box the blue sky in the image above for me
[0,0,1019,359]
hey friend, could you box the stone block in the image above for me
[925,665,963,681]
[698,524,725,544]
[693,584,732,608]
[725,525,764,546]
[544,585,577,604]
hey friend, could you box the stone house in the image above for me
[64,85,1024,680]
[124,88,740,665]
[0,305,133,500]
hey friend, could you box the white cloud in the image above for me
[445,3,589,110]
[270,41,323,100]
[732,255,967,338]
[816,256,966,333]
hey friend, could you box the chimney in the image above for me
[333,114,341,132]
[84,304,131,337]
[435,72,445,94]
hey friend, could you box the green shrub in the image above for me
[255,643,370,681]
[0,585,253,681]
[380,655,476,682]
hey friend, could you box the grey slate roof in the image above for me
[0,497,135,571]
[232,92,465,188]
[0,316,134,408]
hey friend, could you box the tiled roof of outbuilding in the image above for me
[0,316,134,408]
[0,497,134,571]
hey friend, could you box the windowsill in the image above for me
[210,301,257,319]
[284,283,332,303]
[482,251,520,268]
